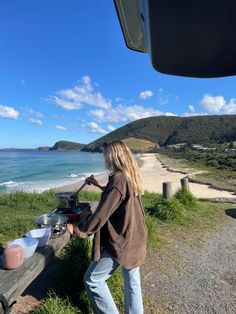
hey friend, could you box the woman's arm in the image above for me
[85,175,106,191]
[79,186,123,235]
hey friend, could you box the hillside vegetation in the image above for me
[49,141,85,151]
[36,115,236,153]
[122,137,158,152]
[81,115,236,152]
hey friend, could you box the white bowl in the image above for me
[10,237,39,258]
[25,228,51,247]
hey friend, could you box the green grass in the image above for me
[194,169,236,191]
[0,191,58,248]
[31,292,80,314]
[158,150,236,191]
[175,187,197,208]
[1,190,233,313]
[57,238,92,313]
[79,190,101,202]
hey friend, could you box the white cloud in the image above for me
[199,94,236,114]
[89,104,166,123]
[158,88,170,105]
[86,121,107,134]
[29,118,42,126]
[223,98,236,114]
[188,105,195,113]
[55,125,67,131]
[139,90,153,100]
[0,105,19,119]
[107,125,116,132]
[200,94,225,113]
[28,108,43,118]
[164,112,177,116]
[48,76,111,111]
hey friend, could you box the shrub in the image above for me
[175,188,197,208]
[148,196,185,221]
[141,191,163,213]
[207,160,219,168]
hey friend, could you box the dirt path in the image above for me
[142,208,236,314]
[139,154,236,199]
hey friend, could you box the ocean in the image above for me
[0,151,106,194]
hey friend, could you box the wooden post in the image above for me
[181,177,189,189]
[163,182,172,199]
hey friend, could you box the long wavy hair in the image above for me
[103,140,143,196]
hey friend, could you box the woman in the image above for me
[67,140,147,314]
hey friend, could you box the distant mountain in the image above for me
[49,140,85,151]
[82,115,236,152]
[38,146,50,151]
[0,148,36,152]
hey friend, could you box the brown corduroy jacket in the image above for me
[78,172,147,269]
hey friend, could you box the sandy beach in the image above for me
[139,153,235,198]
[55,153,235,199]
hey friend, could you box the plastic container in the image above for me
[25,228,50,247]
[10,237,38,258]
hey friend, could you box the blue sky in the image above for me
[0,1,236,148]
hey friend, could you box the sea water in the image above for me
[0,151,106,194]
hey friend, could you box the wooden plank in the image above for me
[0,231,70,313]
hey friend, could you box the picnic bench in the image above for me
[0,201,98,314]
[0,231,70,314]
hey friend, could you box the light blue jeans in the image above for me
[83,250,144,314]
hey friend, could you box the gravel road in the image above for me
[142,209,236,314]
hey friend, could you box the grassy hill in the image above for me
[122,137,158,152]
[49,141,85,151]
[82,115,236,152]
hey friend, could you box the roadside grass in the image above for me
[1,190,232,313]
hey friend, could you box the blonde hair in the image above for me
[103,141,143,196]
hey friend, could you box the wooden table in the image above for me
[0,231,70,314]
[0,201,98,314]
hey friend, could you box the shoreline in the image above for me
[52,153,236,200]
[1,153,235,200]
[52,154,145,194]
[53,170,109,193]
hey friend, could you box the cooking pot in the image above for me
[55,182,87,209]
[34,213,68,238]
[55,192,78,208]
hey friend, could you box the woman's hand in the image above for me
[67,223,74,236]
[85,175,99,186]
[67,223,88,239]
[85,175,105,191]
